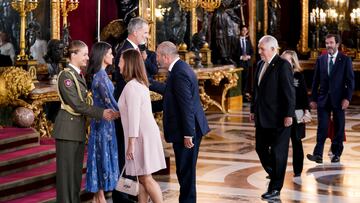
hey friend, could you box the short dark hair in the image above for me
[240,25,248,30]
[326,34,341,44]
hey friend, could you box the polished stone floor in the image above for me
[154,104,360,203]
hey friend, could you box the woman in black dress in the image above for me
[281,50,311,177]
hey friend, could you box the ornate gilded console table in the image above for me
[157,65,242,113]
[29,82,59,137]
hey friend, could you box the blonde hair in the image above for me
[281,50,302,72]
[121,49,149,86]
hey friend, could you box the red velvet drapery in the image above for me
[67,0,118,48]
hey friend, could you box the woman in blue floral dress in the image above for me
[85,42,119,203]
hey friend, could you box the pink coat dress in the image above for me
[118,79,166,176]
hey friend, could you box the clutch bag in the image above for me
[115,164,139,196]
[295,109,304,123]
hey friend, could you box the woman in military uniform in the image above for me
[53,40,115,203]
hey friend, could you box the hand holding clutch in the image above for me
[302,110,312,123]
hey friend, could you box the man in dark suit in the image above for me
[113,17,163,99]
[156,41,210,203]
[113,17,150,100]
[250,35,295,200]
[307,34,354,164]
[233,25,253,96]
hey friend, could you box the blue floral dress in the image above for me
[86,68,119,192]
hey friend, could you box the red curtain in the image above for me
[67,0,118,48]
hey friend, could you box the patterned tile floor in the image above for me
[105,104,360,203]
[155,104,360,203]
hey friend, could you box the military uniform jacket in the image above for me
[53,65,104,142]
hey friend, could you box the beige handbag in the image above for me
[116,164,139,196]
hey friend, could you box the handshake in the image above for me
[102,109,120,121]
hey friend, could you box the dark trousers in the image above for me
[173,135,202,203]
[56,139,85,203]
[291,124,304,175]
[255,126,291,191]
[313,105,345,157]
[238,60,250,94]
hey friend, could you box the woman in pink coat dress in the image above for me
[118,49,166,203]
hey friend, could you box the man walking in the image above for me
[250,35,295,200]
[307,34,354,164]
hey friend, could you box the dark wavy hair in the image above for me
[87,42,112,75]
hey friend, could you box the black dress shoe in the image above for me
[261,190,280,200]
[306,154,323,163]
[331,155,340,163]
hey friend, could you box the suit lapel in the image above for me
[259,55,279,86]
[246,39,250,52]
[256,61,265,85]
[332,53,343,75]
[165,61,179,93]
[322,55,330,79]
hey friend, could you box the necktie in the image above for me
[258,62,268,85]
[79,70,86,81]
[242,39,246,55]
[329,56,334,76]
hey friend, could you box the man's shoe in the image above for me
[306,154,323,163]
[331,155,340,163]
[261,190,280,200]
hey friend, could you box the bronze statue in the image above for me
[116,0,138,23]
[161,1,187,45]
[268,0,281,40]
[61,24,71,53]
[43,39,64,83]
[25,21,39,59]
[191,33,206,68]
[212,0,241,64]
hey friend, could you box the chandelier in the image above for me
[177,0,200,11]
[200,0,221,12]
[310,7,326,25]
[351,8,360,25]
